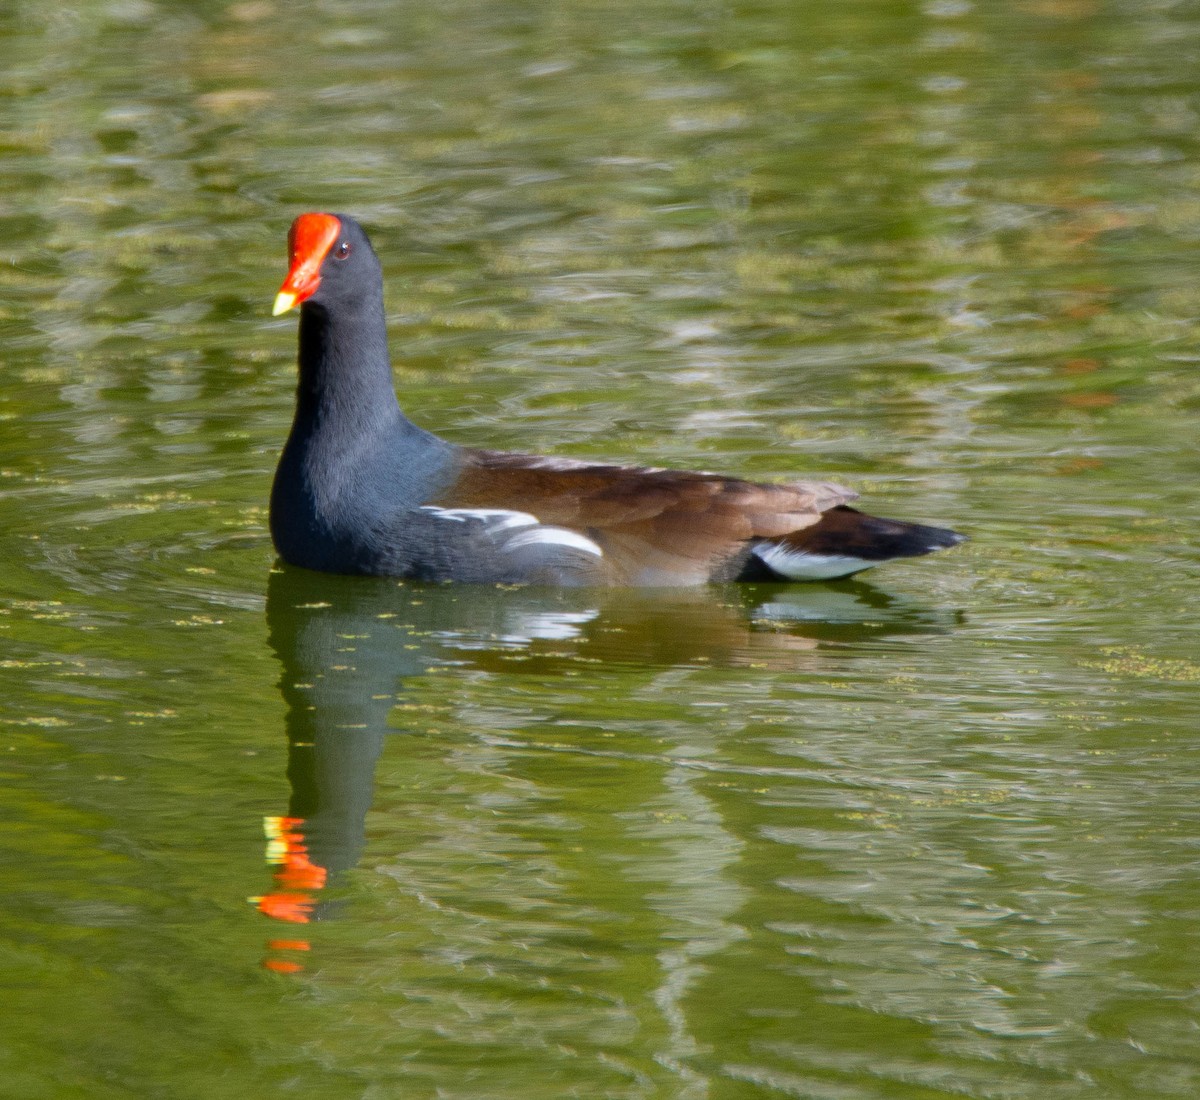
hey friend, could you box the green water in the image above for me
[2,1,1198,1097]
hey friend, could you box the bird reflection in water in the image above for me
[254,564,961,972]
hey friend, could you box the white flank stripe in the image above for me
[421,505,602,558]
[753,543,873,580]
[420,506,540,531]
[504,526,604,558]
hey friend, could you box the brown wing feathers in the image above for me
[436,448,859,583]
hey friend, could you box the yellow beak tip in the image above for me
[272,291,298,317]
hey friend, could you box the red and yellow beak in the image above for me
[272,213,342,316]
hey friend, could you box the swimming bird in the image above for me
[269,212,964,585]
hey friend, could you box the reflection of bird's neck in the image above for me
[268,574,404,879]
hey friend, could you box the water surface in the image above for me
[2,2,1198,1097]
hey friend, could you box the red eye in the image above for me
[333,241,352,260]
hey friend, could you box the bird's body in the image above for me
[270,213,964,586]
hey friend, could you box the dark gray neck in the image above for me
[294,295,402,438]
[280,293,459,515]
